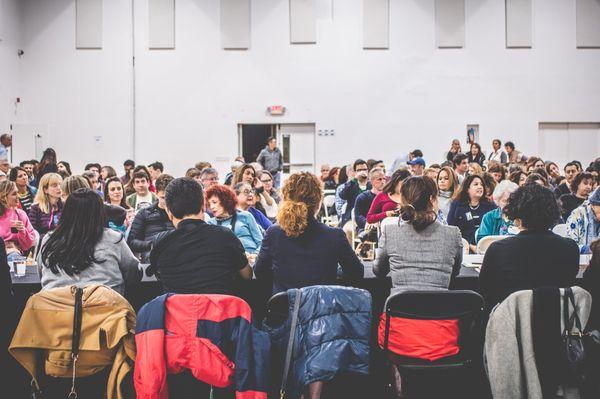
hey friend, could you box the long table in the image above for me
[12,254,588,285]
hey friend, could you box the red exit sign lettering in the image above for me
[268,105,285,115]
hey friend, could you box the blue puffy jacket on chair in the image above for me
[264,285,372,398]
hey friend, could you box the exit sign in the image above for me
[268,105,285,115]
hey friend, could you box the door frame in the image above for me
[237,124,277,159]
[276,123,317,174]
[237,122,317,174]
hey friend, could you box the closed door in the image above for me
[12,124,47,163]
[539,123,600,169]
[278,124,316,175]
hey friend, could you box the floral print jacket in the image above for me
[567,203,599,253]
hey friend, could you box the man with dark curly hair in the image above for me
[479,183,579,309]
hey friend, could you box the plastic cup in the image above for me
[14,256,26,277]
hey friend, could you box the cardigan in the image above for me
[0,208,36,253]
[366,192,400,224]
[208,210,263,254]
[475,208,516,242]
[28,200,62,240]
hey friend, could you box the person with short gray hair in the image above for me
[476,180,519,242]
[200,168,219,189]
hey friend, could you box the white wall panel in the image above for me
[221,0,250,49]
[506,0,532,48]
[435,0,464,48]
[76,0,102,49]
[577,0,600,48]
[12,0,600,177]
[290,0,316,44]
[363,0,389,49]
[148,0,175,49]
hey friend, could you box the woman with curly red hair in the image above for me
[206,184,263,256]
[254,172,363,294]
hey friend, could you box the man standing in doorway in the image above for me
[256,137,283,189]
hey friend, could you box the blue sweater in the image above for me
[354,190,376,231]
[247,207,272,231]
[339,179,372,226]
[208,210,263,254]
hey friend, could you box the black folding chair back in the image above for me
[382,290,484,370]
[264,292,290,328]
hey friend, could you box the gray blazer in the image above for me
[373,221,463,294]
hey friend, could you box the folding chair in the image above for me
[476,235,508,254]
[381,290,484,371]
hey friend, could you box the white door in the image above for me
[567,124,600,167]
[539,123,600,169]
[278,124,315,177]
[12,124,46,163]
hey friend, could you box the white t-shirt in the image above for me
[260,194,278,219]
[135,192,154,211]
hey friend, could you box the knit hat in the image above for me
[589,188,600,206]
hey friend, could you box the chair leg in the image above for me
[389,365,405,399]
[301,381,324,399]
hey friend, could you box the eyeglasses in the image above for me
[240,190,254,195]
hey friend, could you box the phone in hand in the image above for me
[10,227,18,234]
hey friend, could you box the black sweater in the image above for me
[479,230,579,310]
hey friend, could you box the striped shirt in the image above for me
[18,191,34,214]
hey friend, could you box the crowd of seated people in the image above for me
[1,139,600,398]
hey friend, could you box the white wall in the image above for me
[12,0,600,176]
[0,0,22,157]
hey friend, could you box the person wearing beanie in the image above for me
[567,188,600,254]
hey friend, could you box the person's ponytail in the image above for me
[277,172,323,237]
[277,200,309,237]
[400,176,438,232]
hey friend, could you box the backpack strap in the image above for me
[280,289,302,399]
[68,287,84,399]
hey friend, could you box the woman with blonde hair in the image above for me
[0,180,36,258]
[468,162,483,177]
[254,172,363,294]
[28,173,63,241]
[436,166,459,218]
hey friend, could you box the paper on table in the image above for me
[462,254,484,268]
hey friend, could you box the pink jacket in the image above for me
[0,208,36,252]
